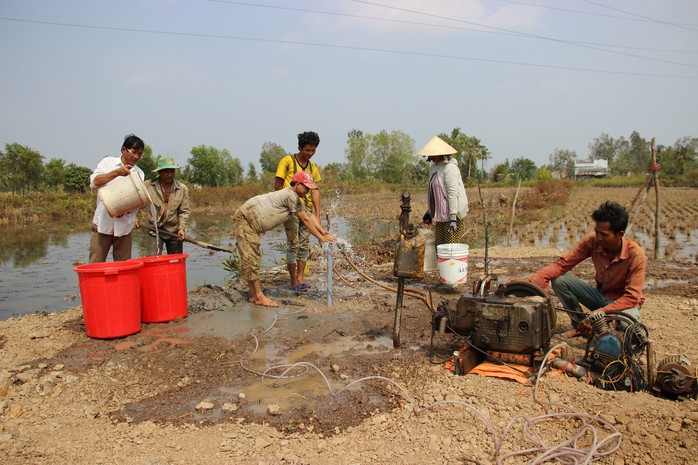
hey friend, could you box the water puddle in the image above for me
[644,277,690,289]
[182,304,392,416]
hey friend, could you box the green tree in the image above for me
[659,136,698,176]
[510,157,538,180]
[44,158,66,190]
[588,133,620,165]
[247,162,258,181]
[228,158,244,186]
[138,146,157,180]
[367,130,416,184]
[64,163,92,193]
[321,162,347,183]
[537,167,553,181]
[0,143,45,194]
[440,128,491,180]
[490,160,510,183]
[259,142,286,173]
[345,129,370,181]
[547,148,577,179]
[187,145,243,187]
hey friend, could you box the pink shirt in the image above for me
[528,232,646,312]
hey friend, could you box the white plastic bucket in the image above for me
[99,170,152,217]
[418,228,438,272]
[437,243,469,285]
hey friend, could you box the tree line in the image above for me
[1,129,696,194]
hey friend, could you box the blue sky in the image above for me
[1,0,697,173]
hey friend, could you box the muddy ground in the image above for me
[1,187,698,465]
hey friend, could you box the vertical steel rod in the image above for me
[393,277,404,348]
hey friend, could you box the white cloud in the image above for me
[308,0,541,36]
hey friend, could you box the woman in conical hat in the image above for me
[418,136,469,246]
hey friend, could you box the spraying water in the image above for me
[149,204,162,256]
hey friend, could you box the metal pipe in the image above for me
[327,244,333,307]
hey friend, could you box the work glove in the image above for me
[422,212,432,224]
[448,220,457,232]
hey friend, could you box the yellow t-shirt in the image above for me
[275,155,321,211]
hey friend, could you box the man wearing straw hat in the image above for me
[418,135,469,246]
[144,156,191,255]
[88,134,146,263]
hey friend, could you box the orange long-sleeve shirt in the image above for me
[528,233,646,312]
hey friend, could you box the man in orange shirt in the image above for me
[528,201,645,337]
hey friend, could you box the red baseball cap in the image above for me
[292,171,318,189]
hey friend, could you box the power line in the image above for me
[206,0,698,55]
[578,0,698,32]
[498,0,698,28]
[342,0,698,68]
[2,16,697,80]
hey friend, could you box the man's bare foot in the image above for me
[250,296,278,307]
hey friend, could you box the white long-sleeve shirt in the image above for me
[90,156,144,237]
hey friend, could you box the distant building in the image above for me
[574,159,608,179]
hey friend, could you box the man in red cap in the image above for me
[233,171,336,307]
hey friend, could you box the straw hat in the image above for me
[417,136,457,157]
[153,156,181,172]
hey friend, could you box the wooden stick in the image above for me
[141,225,236,254]
[507,179,521,247]
[651,138,661,260]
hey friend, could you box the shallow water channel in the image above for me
[3,213,695,321]
[0,216,354,321]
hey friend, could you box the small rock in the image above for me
[615,413,631,425]
[237,392,246,400]
[53,364,64,371]
[267,404,281,416]
[30,330,51,339]
[255,437,273,449]
[644,435,659,449]
[625,422,642,434]
[339,374,349,380]
[668,422,682,432]
[680,438,695,449]
[685,412,698,422]
[14,369,40,384]
[222,403,238,413]
[195,400,215,411]
[331,364,340,373]
[37,363,48,370]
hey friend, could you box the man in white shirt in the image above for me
[88,134,145,263]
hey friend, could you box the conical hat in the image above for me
[417,136,457,156]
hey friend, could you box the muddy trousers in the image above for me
[233,208,262,282]
[551,274,640,330]
[89,226,133,263]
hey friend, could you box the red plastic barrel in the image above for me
[130,254,188,323]
[74,261,143,339]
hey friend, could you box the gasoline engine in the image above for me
[431,276,665,394]
[432,278,556,372]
